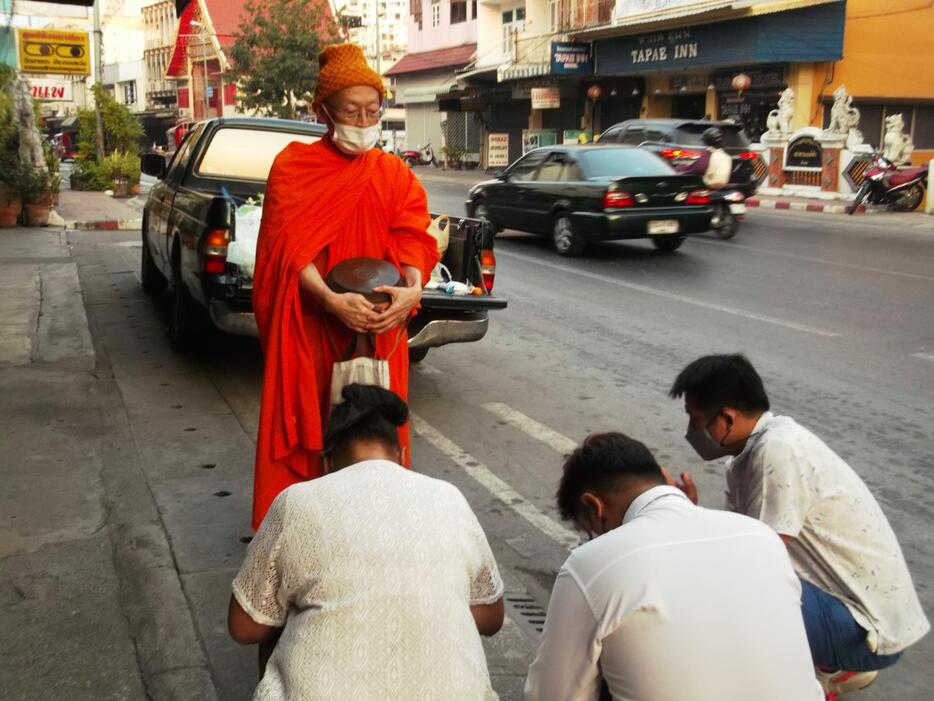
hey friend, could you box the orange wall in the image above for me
[827,0,934,99]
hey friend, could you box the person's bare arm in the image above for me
[298,262,380,334]
[369,265,423,334]
[471,596,505,637]
[228,594,279,645]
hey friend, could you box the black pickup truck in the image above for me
[139,117,506,360]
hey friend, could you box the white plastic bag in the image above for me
[226,204,263,276]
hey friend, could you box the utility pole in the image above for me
[93,0,105,161]
[201,32,209,118]
[374,0,381,75]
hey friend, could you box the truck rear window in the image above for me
[675,125,751,148]
[194,128,320,181]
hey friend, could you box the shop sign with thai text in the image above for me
[17,29,90,76]
[531,87,560,110]
[26,77,73,101]
[551,42,592,76]
[488,133,510,167]
[785,135,823,171]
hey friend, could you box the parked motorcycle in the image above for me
[402,142,438,168]
[848,153,927,214]
[709,189,746,239]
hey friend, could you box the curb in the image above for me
[747,198,865,215]
[64,217,142,231]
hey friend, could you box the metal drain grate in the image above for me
[503,591,548,638]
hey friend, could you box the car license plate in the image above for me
[647,220,680,235]
[729,203,746,215]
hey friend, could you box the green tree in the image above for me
[74,86,144,190]
[230,0,341,120]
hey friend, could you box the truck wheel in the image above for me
[409,347,429,363]
[140,223,166,296]
[652,235,684,252]
[553,214,584,257]
[166,253,199,352]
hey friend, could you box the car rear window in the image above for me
[195,127,321,181]
[579,148,674,178]
[675,124,751,148]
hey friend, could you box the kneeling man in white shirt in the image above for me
[525,432,822,701]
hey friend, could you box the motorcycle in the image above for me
[709,189,746,240]
[672,152,745,239]
[402,142,438,168]
[848,153,927,214]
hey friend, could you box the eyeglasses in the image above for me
[326,104,384,125]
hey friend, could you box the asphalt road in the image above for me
[70,173,934,700]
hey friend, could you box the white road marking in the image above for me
[498,249,841,338]
[483,402,578,455]
[910,352,934,363]
[690,237,934,283]
[410,413,580,549]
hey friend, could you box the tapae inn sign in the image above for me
[629,29,697,64]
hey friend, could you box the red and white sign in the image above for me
[27,77,73,101]
[531,87,560,110]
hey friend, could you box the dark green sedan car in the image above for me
[466,145,714,256]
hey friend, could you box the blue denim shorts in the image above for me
[800,579,902,672]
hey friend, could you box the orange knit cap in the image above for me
[312,43,384,113]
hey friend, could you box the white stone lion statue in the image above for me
[826,85,863,148]
[883,113,914,165]
[764,88,795,138]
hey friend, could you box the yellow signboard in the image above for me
[17,29,90,76]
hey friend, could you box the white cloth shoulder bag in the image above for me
[327,328,404,408]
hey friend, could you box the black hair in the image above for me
[556,432,665,522]
[322,384,408,459]
[669,353,770,415]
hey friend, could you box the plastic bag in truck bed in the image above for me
[226,204,263,276]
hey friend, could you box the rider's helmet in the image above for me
[701,127,724,147]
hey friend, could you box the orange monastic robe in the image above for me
[251,137,439,529]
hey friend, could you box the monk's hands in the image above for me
[660,466,699,504]
[325,292,381,334]
[369,284,422,334]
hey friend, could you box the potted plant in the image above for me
[104,151,141,198]
[0,162,24,227]
[441,144,466,170]
[21,168,52,227]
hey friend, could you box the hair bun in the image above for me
[340,384,408,427]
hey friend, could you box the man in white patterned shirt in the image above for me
[669,354,929,696]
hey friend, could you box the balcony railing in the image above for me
[550,0,614,32]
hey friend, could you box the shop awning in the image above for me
[497,62,551,82]
[454,65,498,83]
[398,83,459,104]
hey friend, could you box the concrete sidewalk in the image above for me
[0,227,214,700]
[53,189,144,231]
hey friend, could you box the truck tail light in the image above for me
[660,148,702,160]
[603,189,635,209]
[203,228,229,274]
[686,190,712,205]
[480,249,496,293]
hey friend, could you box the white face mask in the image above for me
[323,106,381,155]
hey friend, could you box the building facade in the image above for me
[334,0,409,72]
[143,0,178,113]
[385,0,480,160]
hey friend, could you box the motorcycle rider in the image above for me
[699,127,733,188]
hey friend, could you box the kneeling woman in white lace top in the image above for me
[228,384,505,700]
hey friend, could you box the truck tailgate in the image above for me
[420,289,508,311]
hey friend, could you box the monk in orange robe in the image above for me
[251,44,439,529]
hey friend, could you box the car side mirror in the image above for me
[141,152,167,179]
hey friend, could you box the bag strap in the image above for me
[324,317,406,362]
